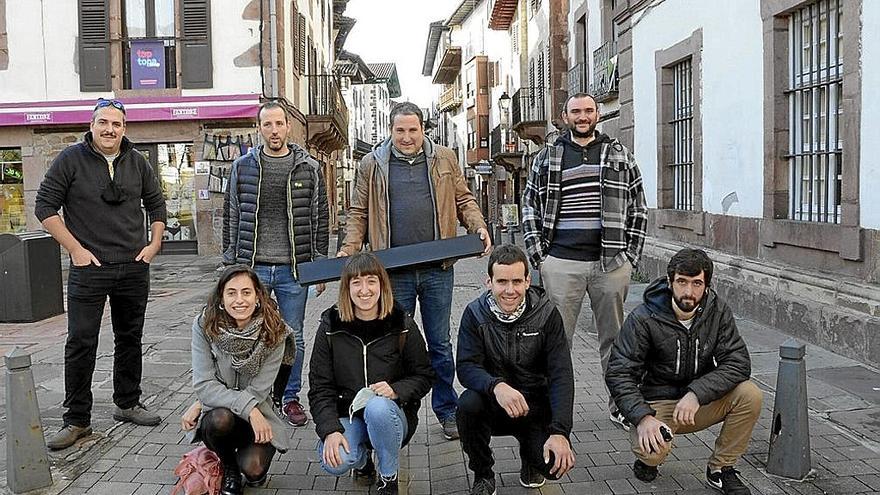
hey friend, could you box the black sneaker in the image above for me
[469,476,497,495]
[519,464,545,488]
[376,474,399,495]
[707,466,751,495]
[633,459,658,482]
[609,411,631,431]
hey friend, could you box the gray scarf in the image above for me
[486,292,527,323]
[214,317,291,377]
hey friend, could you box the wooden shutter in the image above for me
[78,0,110,92]
[291,2,299,73]
[181,0,212,88]
[297,14,306,75]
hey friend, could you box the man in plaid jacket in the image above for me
[522,92,647,430]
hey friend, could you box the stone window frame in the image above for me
[761,0,862,261]
[654,29,705,236]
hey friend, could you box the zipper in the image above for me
[325,329,405,388]
[286,168,299,280]
[675,339,681,376]
[251,154,263,266]
[694,338,700,375]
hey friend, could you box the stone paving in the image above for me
[2,248,880,494]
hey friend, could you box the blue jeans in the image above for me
[253,263,308,403]
[317,397,408,478]
[389,266,457,421]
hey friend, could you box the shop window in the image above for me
[0,148,25,234]
[158,143,196,242]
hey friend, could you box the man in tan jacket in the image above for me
[338,102,490,440]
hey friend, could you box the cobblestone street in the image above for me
[1,250,879,494]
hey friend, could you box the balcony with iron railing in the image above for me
[490,124,525,169]
[306,75,350,153]
[568,62,588,96]
[591,40,619,102]
[511,87,547,144]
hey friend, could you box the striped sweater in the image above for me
[522,132,648,272]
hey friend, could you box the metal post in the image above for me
[5,347,53,492]
[766,338,812,479]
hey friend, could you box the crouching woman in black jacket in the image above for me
[308,252,434,495]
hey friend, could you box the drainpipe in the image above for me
[268,0,280,97]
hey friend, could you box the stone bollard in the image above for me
[5,346,53,493]
[766,338,811,479]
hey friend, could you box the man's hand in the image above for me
[476,227,492,257]
[180,401,201,431]
[71,246,101,267]
[673,391,700,426]
[636,415,670,456]
[543,434,575,477]
[248,407,273,444]
[322,431,350,468]
[369,381,398,400]
[493,382,529,418]
[336,250,349,258]
[315,283,326,296]
[135,242,161,264]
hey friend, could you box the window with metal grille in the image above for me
[670,58,693,210]
[788,0,842,223]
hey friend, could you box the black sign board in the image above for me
[297,234,485,285]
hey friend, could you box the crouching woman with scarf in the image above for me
[187,265,292,495]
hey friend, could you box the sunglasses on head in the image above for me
[95,98,126,114]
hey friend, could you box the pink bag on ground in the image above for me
[171,446,223,495]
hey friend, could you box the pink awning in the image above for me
[0,94,262,127]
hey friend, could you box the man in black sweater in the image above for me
[35,99,167,450]
[456,245,575,495]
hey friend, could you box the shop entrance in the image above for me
[135,142,198,255]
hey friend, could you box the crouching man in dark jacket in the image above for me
[606,248,762,495]
[456,245,575,495]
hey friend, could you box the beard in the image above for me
[568,121,597,139]
[673,294,699,313]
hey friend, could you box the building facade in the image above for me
[560,0,880,367]
[0,0,350,254]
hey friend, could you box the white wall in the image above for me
[0,1,106,102]
[183,0,262,96]
[630,0,763,217]
[860,0,880,229]
[0,0,261,102]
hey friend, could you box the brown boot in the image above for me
[46,425,92,450]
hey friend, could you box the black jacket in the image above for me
[222,145,329,277]
[34,133,166,263]
[606,277,752,426]
[456,287,574,437]
[308,305,434,444]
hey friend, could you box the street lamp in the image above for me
[497,91,517,246]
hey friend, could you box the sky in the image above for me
[343,0,462,108]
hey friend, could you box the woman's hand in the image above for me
[181,401,202,431]
[249,407,273,444]
[322,431,350,468]
[369,381,398,400]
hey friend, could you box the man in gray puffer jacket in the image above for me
[223,101,329,427]
[606,248,761,495]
